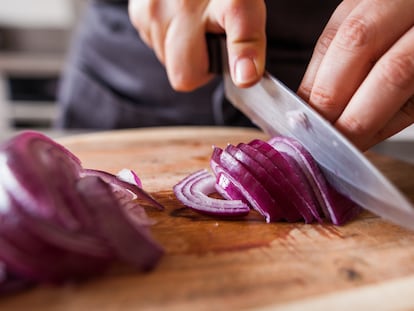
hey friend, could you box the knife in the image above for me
[207,35,414,230]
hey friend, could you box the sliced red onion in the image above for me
[214,173,247,203]
[173,169,249,217]
[225,144,301,222]
[236,143,304,222]
[76,176,163,270]
[0,199,112,283]
[174,135,361,226]
[211,146,283,223]
[0,135,86,230]
[268,136,361,225]
[248,139,322,223]
[0,131,164,292]
[210,147,247,202]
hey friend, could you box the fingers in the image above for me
[369,97,414,147]
[164,5,213,91]
[335,25,414,149]
[298,0,414,150]
[300,0,414,123]
[128,0,174,64]
[298,0,356,102]
[129,0,267,91]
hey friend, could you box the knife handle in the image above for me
[206,33,226,74]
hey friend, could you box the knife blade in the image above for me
[208,35,414,230]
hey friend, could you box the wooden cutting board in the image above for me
[1,126,414,311]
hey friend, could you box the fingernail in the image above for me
[235,57,258,86]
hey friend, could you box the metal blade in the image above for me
[223,69,414,230]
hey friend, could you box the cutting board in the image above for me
[1,126,414,311]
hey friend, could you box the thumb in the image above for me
[210,0,266,87]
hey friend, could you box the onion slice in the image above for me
[173,169,249,217]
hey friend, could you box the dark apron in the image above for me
[56,0,341,129]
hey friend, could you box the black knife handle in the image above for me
[206,33,226,74]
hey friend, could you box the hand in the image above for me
[298,0,414,150]
[128,0,266,91]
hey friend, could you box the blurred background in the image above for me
[0,0,412,162]
[0,0,85,132]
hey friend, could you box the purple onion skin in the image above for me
[0,268,34,297]
[77,176,164,271]
[268,136,362,225]
[0,200,111,284]
[268,136,331,219]
[212,146,283,223]
[237,143,309,222]
[227,144,302,222]
[247,140,322,223]
[210,148,249,204]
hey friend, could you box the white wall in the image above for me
[0,0,75,28]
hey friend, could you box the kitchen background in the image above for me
[0,0,412,163]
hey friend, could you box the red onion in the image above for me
[174,136,361,225]
[0,131,164,293]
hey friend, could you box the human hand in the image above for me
[128,0,266,91]
[298,0,414,150]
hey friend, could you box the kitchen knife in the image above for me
[207,35,414,230]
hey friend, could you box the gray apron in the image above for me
[56,0,341,129]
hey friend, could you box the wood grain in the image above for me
[1,126,414,311]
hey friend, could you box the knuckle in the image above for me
[146,0,162,20]
[316,28,337,56]
[339,115,368,138]
[336,16,373,50]
[297,85,312,102]
[378,53,414,91]
[309,87,337,116]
